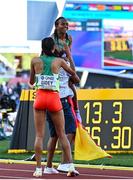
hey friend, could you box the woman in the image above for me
[29,37,78,177]
[44,17,81,174]
[52,16,81,117]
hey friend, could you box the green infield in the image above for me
[105,50,133,61]
[1,139,133,167]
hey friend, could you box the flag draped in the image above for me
[74,121,111,161]
[67,97,111,161]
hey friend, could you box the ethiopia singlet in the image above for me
[51,35,73,98]
[35,55,59,91]
[51,34,71,58]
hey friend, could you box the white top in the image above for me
[59,61,74,98]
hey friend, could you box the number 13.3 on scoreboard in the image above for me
[77,89,133,153]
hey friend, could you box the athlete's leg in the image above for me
[61,97,76,163]
[50,110,72,163]
[46,136,58,167]
[34,109,46,168]
[61,133,74,163]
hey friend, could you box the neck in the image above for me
[57,31,66,40]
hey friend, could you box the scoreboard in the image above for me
[76,89,133,153]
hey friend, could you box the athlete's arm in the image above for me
[60,59,76,76]
[70,74,80,83]
[29,59,36,86]
[60,35,75,71]
[64,46,75,71]
[60,57,79,83]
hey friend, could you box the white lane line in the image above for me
[84,173,133,179]
[0,175,33,179]
[0,167,133,179]
[58,171,133,179]
[0,168,33,173]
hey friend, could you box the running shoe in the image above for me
[33,167,42,177]
[57,163,79,175]
[44,167,59,174]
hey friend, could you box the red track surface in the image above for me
[0,162,133,179]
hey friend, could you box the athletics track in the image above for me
[0,159,133,179]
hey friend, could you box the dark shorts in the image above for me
[47,97,76,137]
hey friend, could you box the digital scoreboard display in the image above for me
[77,89,133,153]
[63,2,133,70]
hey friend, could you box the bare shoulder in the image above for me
[31,57,41,64]
[53,57,64,66]
[54,57,63,61]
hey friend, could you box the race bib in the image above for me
[36,74,58,90]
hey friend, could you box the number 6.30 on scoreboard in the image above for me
[77,89,133,153]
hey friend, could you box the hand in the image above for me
[75,109,82,123]
[70,74,80,83]
[28,82,35,89]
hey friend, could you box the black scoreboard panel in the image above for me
[77,89,133,153]
[79,100,133,152]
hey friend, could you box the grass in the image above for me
[1,139,133,167]
[105,50,132,61]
